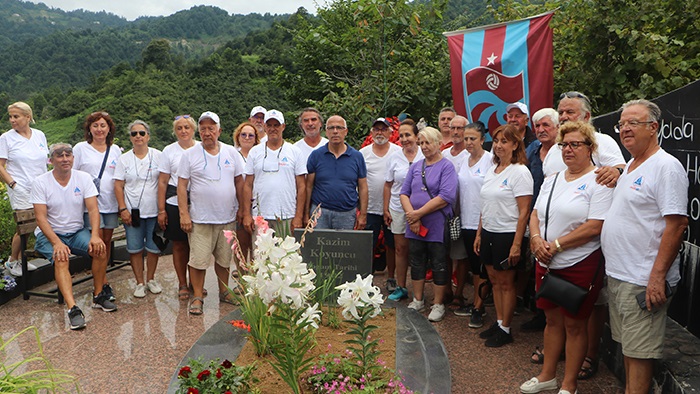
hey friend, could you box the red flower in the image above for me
[221,359,233,369]
[178,366,192,378]
[224,391,233,394]
[216,368,223,379]
[197,369,211,381]
[187,388,199,394]
[229,319,251,332]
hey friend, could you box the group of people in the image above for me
[1,92,687,394]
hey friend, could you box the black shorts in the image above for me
[479,229,528,271]
[164,203,188,242]
[462,229,486,277]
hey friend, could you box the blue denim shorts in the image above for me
[83,212,119,230]
[35,228,92,263]
[313,204,356,230]
[124,217,160,254]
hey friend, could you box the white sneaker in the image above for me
[147,279,162,294]
[4,260,22,277]
[407,298,425,312]
[428,304,446,322]
[133,283,146,298]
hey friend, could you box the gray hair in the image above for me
[439,107,456,115]
[128,119,150,134]
[620,99,661,122]
[450,115,469,127]
[559,91,592,119]
[418,126,442,146]
[49,142,72,156]
[298,107,324,128]
[532,108,559,126]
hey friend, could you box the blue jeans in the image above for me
[35,228,92,263]
[124,217,159,254]
[313,204,356,230]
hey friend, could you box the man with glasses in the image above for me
[505,102,537,148]
[305,115,368,230]
[602,99,687,394]
[242,110,307,235]
[360,118,400,276]
[438,107,456,150]
[294,107,328,167]
[249,106,267,143]
[31,143,114,330]
[177,111,245,315]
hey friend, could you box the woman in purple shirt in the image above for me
[400,126,457,323]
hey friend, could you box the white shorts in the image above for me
[8,183,32,210]
[389,208,406,235]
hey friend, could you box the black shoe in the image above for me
[485,327,513,347]
[103,283,116,302]
[93,291,117,312]
[67,306,86,330]
[469,308,484,328]
[521,310,546,332]
[479,322,500,339]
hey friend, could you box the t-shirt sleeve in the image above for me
[178,151,191,180]
[533,174,555,213]
[243,150,255,176]
[437,161,458,205]
[113,155,126,181]
[307,150,318,174]
[29,178,46,205]
[594,133,626,167]
[587,182,613,220]
[293,146,307,176]
[158,148,171,174]
[385,158,396,183]
[357,152,367,179]
[0,135,9,159]
[400,164,415,197]
[512,165,534,197]
[232,147,245,178]
[72,144,83,169]
[82,172,99,198]
[656,157,689,216]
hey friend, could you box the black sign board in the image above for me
[294,229,373,285]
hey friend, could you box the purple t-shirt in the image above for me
[400,158,457,242]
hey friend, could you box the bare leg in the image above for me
[537,308,564,382]
[433,284,446,305]
[485,266,503,321]
[412,279,426,301]
[172,240,189,288]
[145,252,159,282]
[455,258,468,304]
[394,234,409,288]
[386,245,396,279]
[499,269,517,327]
[625,357,654,394]
[54,260,76,308]
[189,266,206,300]
[130,252,145,284]
[561,315,588,393]
[214,263,230,294]
[473,275,485,310]
[11,233,21,262]
[99,228,114,288]
[91,252,108,297]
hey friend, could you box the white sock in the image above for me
[497,319,503,326]
[499,323,511,334]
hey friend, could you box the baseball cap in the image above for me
[372,118,391,128]
[198,111,220,125]
[506,102,529,117]
[264,109,285,124]
[250,106,267,118]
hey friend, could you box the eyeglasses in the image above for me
[558,141,590,149]
[372,127,390,133]
[240,133,256,139]
[130,130,147,137]
[175,115,191,120]
[326,125,347,131]
[262,144,282,173]
[616,120,654,129]
[559,91,591,106]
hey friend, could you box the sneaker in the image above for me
[147,279,162,294]
[454,303,474,317]
[425,269,433,283]
[479,322,500,339]
[93,291,118,312]
[26,260,39,271]
[519,377,558,393]
[428,304,445,322]
[469,308,484,328]
[521,311,547,332]
[485,326,513,347]
[387,286,408,301]
[4,260,22,277]
[133,283,146,298]
[67,306,86,330]
[385,278,398,293]
[102,283,116,301]
[407,298,425,312]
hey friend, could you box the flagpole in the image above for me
[442,9,558,37]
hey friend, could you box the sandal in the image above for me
[578,356,598,380]
[178,285,190,301]
[188,285,208,297]
[219,291,237,305]
[531,346,544,364]
[188,297,204,315]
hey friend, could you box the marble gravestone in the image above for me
[294,229,373,285]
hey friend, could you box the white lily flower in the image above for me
[297,302,321,330]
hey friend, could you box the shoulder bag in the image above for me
[421,160,460,242]
[93,145,111,196]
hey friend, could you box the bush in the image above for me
[0,185,16,262]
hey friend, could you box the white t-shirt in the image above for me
[385,148,424,212]
[159,141,200,206]
[458,151,493,230]
[113,148,161,218]
[601,149,688,287]
[244,141,306,220]
[30,169,98,235]
[294,137,328,168]
[534,169,613,269]
[542,132,625,177]
[0,128,49,209]
[178,142,244,224]
[360,143,401,215]
[73,141,122,213]
[480,163,533,233]
[441,147,469,171]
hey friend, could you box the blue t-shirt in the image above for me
[307,143,367,211]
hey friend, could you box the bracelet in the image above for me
[554,238,563,252]
[119,207,128,213]
[8,181,16,189]
[616,167,624,175]
[531,234,541,239]
[158,210,166,214]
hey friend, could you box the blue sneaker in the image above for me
[387,286,408,301]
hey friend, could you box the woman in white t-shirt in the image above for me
[384,119,423,302]
[157,115,199,300]
[475,124,533,348]
[114,120,163,299]
[232,121,260,270]
[520,121,612,394]
[456,121,492,327]
[0,102,49,275]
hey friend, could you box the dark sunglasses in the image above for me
[559,91,591,106]
[130,130,147,137]
[175,114,191,120]
[240,133,256,139]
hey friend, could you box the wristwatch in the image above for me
[616,167,624,175]
[8,181,16,188]
[119,207,128,213]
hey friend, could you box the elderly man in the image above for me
[178,111,245,315]
[294,107,328,167]
[249,106,267,142]
[526,108,560,206]
[505,102,537,148]
[360,118,400,276]
[601,99,688,394]
[31,143,114,330]
[243,109,306,234]
[438,107,456,149]
[305,115,367,230]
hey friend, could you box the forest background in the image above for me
[0,0,698,256]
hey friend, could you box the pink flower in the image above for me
[254,216,269,233]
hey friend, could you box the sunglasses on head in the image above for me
[175,115,191,120]
[559,91,591,105]
[130,130,147,137]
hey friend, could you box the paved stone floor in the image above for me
[1,254,624,393]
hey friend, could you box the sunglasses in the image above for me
[130,130,147,137]
[91,111,109,117]
[559,91,591,106]
[175,114,191,120]
[240,133,256,139]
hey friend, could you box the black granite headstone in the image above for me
[293,229,373,285]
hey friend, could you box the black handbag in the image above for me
[534,172,601,315]
[421,160,459,241]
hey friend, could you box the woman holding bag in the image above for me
[519,121,613,394]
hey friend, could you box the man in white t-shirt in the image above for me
[242,109,307,234]
[178,111,245,315]
[31,143,116,330]
[360,118,401,275]
[249,106,267,143]
[601,100,688,394]
[294,107,328,167]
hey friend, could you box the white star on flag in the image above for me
[486,53,498,66]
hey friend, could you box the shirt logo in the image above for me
[281,157,289,162]
[574,183,587,195]
[109,159,117,168]
[631,176,643,191]
[499,178,508,189]
[74,187,81,196]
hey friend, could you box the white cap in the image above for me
[250,106,267,118]
[264,109,285,124]
[506,102,529,117]
[198,111,220,125]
